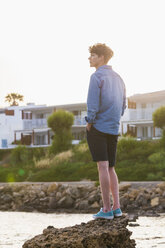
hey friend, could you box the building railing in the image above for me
[23,119,47,130]
[129,108,154,121]
[23,116,86,130]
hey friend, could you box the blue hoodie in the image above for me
[85,65,126,135]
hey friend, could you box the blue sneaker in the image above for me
[113,208,122,217]
[93,208,114,220]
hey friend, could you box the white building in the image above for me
[0,103,86,148]
[121,90,165,139]
[1,90,165,148]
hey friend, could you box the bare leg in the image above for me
[97,161,111,212]
[108,166,120,210]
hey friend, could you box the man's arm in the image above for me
[85,74,100,129]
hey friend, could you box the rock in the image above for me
[151,197,159,207]
[1,194,13,203]
[88,194,98,205]
[90,201,100,209]
[13,192,21,198]
[136,193,147,206]
[77,200,89,210]
[129,189,139,200]
[23,216,135,248]
[69,187,80,199]
[55,191,62,201]
[57,195,74,208]
[155,187,162,195]
[47,183,58,194]
[38,191,46,198]
[157,182,165,190]
[128,214,138,222]
[129,223,140,227]
[119,183,131,191]
[49,197,57,209]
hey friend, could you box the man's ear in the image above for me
[100,55,105,62]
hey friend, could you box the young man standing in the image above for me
[85,43,126,219]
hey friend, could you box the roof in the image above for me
[128,90,165,103]
[0,103,87,113]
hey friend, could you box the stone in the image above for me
[69,187,80,199]
[129,223,140,227]
[49,197,57,209]
[57,195,74,208]
[38,191,45,198]
[47,183,58,194]
[136,193,147,206]
[151,197,159,207]
[157,182,165,190]
[22,216,135,248]
[88,194,98,205]
[90,201,100,209]
[119,183,131,191]
[55,191,62,201]
[13,192,21,198]
[129,189,139,200]
[77,200,89,210]
[1,194,13,203]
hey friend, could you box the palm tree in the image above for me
[5,93,24,106]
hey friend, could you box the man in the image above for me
[85,43,126,219]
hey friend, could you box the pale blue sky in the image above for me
[0,0,165,107]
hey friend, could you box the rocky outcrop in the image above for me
[23,215,135,248]
[0,182,164,215]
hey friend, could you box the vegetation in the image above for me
[0,137,165,182]
[5,93,24,106]
[153,106,165,148]
[47,109,74,154]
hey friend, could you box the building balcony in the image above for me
[23,119,47,130]
[129,108,154,121]
[23,116,86,130]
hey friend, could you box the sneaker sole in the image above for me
[114,213,122,217]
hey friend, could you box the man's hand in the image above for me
[86,123,92,132]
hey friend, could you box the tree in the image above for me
[47,109,74,154]
[5,93,24,106]
[152,106,165,147]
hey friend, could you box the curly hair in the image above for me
[89,43,114,64]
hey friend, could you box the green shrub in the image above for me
[0,167,30,182]
[10,146,32,167]
[147,172,165,181]
[148,151,165,164]
[9,146,48,167]
[0,149,12,161]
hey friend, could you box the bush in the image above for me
[10,146,32,167]
[10,146,48,167]
[148,151,165,164]
[47,110,74,155]
[0,137,165,182]
[0,167,31,182]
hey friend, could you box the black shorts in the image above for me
[86,125,118,167]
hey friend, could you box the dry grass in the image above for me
[51,150,73,166]
[34,150,73,169]
[34,158,51,169]
[76,143,88,153]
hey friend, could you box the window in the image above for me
[23,112,32,119]
[5,110,14,116]
[128,99,136,109]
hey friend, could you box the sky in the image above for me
[0,0,165,108]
